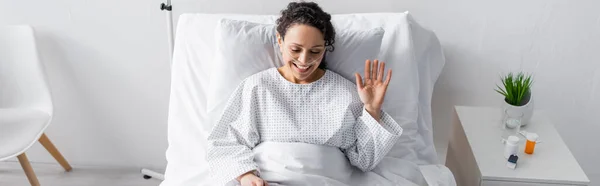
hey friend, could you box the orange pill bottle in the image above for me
[525,133,539,154]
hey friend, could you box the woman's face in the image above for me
[277,24,326,82]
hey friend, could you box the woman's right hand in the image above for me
[238,172,268,186]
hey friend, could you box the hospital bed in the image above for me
[160,12,456,186]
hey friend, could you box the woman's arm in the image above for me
[343,59,402,171]
[343,106,402,171]
[206,80,261,185]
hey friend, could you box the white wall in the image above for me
[0,0,171,170]
[2,0,599,183]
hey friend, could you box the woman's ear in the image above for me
[276,32,284,52]
[276,32,282,45]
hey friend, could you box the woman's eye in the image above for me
[291,49,301,52]
[311,51,321,54]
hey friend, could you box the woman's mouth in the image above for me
[293,63,312,73]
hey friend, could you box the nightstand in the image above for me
[445,106,590,186]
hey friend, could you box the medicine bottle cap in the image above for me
[507,135,520,145]
[527,133,539,141]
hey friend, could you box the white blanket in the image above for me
[247,142,429,186]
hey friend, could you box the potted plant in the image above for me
[495,72,534,126]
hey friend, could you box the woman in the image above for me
[206,2,401,186]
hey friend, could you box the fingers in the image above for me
[373,59,384,80]
[355,73,364,90]
[377,61,385,81]
[385,69,392,85]
[364,60,371,80]
[364,59,388,83]
[373,60,379,80]
[253,179,266,186]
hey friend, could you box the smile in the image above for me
[292,63,312,73]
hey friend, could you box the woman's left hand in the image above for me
[354,59,392,122]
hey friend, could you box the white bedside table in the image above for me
[445,106,590,186]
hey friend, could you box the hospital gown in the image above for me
[206,68,403,185]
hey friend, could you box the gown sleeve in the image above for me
[206,80,261,185]
[343,105,403,172]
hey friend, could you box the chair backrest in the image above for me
[0,25,53,115]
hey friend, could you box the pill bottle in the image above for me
[525,133,538,154]
[503,135,520,159]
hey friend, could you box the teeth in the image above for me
[295,64,310,69]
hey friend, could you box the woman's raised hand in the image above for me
[354,59,392,122]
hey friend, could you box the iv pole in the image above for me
[162,0,175,62]
[140,0,173,181]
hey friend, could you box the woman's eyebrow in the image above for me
[291,43,324,48]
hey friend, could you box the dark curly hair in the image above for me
[276,1,335,69]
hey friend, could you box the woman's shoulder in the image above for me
[324,70,361,103]
[325,70,358,91]
[245,67,277,80]
[238,68,279,89]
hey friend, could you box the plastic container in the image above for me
[503,135,520,159]
[525,133,539,154]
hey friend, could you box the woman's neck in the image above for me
[277,67,325,84]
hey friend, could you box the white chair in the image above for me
[0,25,72,186]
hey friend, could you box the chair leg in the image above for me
[17,153,41,186]
[38,133,72,171]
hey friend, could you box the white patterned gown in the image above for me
[206,68,403,185]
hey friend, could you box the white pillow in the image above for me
[206,20,280,112]
[206,19,385,114]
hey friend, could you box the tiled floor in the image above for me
[0,161,161,186]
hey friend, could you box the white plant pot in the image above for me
[502,93,534,126]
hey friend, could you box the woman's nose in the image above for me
[297,53,309,63]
